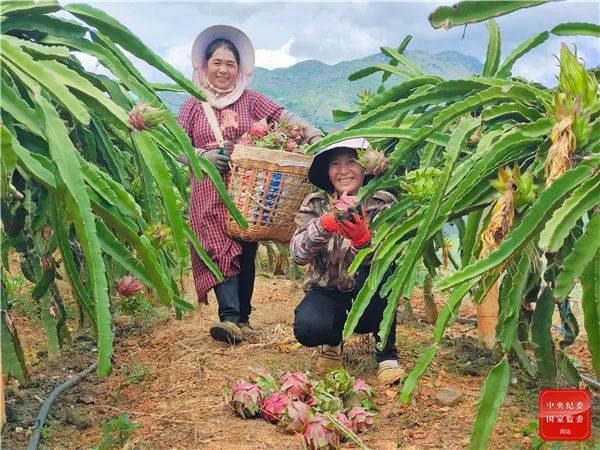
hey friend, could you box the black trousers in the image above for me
[214,241,258,324]
[293,266,397,362]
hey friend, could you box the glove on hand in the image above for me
[203,148,230,173]
[320,210,340,234]
[336,207,371,247]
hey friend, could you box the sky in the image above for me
[71,1,599,87]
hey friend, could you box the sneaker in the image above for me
[209,321,244,345]
[377,361,405,386]
[239,322,258,339]
[316,344,343,374]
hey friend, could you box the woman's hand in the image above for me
[203,148,231,173]
[320,210,340,234]
[336,207,371,247]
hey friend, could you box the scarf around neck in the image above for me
[192,67,251,110]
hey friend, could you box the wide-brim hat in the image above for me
[308,138,372,192]
[191,25,255,77]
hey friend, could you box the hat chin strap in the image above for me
[192,67,250,109]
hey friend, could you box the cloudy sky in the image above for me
[76,1,599,86]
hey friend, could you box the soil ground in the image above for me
[2,273,599,450]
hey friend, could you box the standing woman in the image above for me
[290,138,404,385]
[178,25,322,345]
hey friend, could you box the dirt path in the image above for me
[3,275,599,449]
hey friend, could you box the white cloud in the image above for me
[255,37,306,69]
[164,41,194,77]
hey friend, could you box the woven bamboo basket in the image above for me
[226,144,313,242]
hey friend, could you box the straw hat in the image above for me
[308,138,372,192]
[191,24,255,76]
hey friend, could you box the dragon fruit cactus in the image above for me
[323,367,355,397]
[116,275,143,297]
[262,391,291,423]
[347,406,375,433]
[282,399,311,432]
[303,413,340,450]
[248,367,279,397]
[344,378,374,410]
[231,381,263,419]
[128,102,167,131]
[280,371,312,401]
[355,146,388,176]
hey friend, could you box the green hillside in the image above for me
[160,50,482,131]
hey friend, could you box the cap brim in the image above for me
[192,25,255,76]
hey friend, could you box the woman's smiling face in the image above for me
[327,150,365,196]
[206,46,239,90]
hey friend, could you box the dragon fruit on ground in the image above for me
[128,102,167,131]
[331,412,353,441]
[231,381,263,419]
[344,378,375,410]
[347,406,375,433]
[248,367,279,397]
[323,367,355,397]
[303,413,340,450]
[116,275,143,297]
[312,388,344,413]
[280,371,312,401]
[282,399,311,432]
[356,147,389,176]
[262,391,291,423]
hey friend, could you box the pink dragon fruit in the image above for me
[262,391,291,423]
[249,119,269,139]
[347,406,375,433]
[280,371,312,401]
[238,135,253,145]
[231,381,263,419]
[128,102,167,131]
[282,399,311,432]
[303,413,340,450]
[356,147,388,176]
[285,139,298,151]
[248,367,278,397]
[332,412,353,441]
[344,378,374,410]
[116,275,143,297]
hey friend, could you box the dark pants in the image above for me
[293,266,397,362]
[214,241,258,324]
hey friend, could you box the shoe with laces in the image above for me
[209,321,244,345]
[316,344,343,374]
[377,360,405,386]
[239,321,258,339]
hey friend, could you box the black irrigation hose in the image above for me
[27,362,97,450]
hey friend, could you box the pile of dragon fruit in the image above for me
[229,367,376,449]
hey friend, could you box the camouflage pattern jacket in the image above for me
[289,190,396,292]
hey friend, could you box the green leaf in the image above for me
[433,279,478,342]
[532,287,557,383]
[380,46,422,77]
[362,76,441,113]
[0,37,90,124]
[496,32,549,78]
[429,1,547,29]
[461,210,483,267]
[399,345,437,405]
[3,35,70,59]
[37,93,112,377]
[468,358,510,450]
[132,132,188,258]
[1,15,88,38]
[0,76,43,137]
[332,109,359,122]
[580,251,600,378]
[496,254,531,352]
[0,0,60,16]
[348,63,412,81]
[483,20,501,77]
[65,3,206,101]
[482,102,542,123]
[551,22,600,37]
[554,213,600,299]
[538,173,600,252]
[382,36,413,84]
[439,164,594,290]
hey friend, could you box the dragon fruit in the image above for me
[323,367,354,397]
[282,399,311,432]
[331,191,357,213]
[249,119,269,138]
[303,413,340,450]
[262,391,291,423]
[347,406,375,433]
[116,275,143,297]
[312,388,344,413]
[285,139,298,151]
[344,378,375,411]
[280,371,312,401]
[355,147,388,176]
[231,381,263,419]
[248,367,278,397]
[128,102,167,131]
[331,412,353,441]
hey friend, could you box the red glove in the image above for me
[320,210,340,233]
[336,207,371,247]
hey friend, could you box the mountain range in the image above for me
[160,50,482,131]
